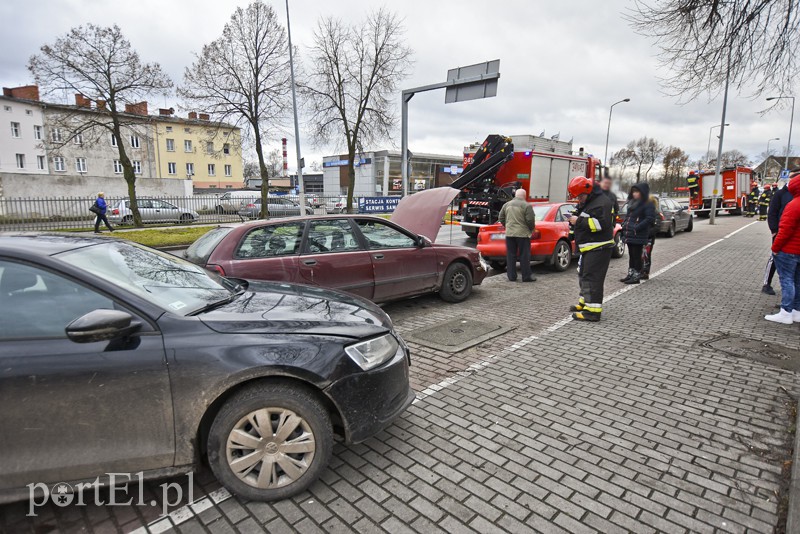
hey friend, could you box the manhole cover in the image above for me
[405,318,513,353]
[701,334,800,372]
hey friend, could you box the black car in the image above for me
[618,195,693,237]
[0,235,413,503]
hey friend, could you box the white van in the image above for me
[215,191,261,214]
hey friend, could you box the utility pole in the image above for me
[285,0,305,210]
[709,49,731,225]
[604,98,630,170]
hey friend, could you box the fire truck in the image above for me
[687,166,754,217]
[453,134,602,237]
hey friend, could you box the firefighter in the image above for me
[746,183,760,217]
[758,185,772,221]
[567,176,615,322]
[687,171,700,201]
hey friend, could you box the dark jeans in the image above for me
[774,251,800,312]
[506,236,532,281]
[627,243,643,271]
[94,214,113,232]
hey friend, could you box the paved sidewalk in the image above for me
[2,216,798,533]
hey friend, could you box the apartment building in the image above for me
[0,86,48,175]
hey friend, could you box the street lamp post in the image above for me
[604,98,630,172]
[766,96,795,173]
[766,137,780,181]
[705,123,730,168]
[285,0,305,211]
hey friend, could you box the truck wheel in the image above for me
[612,234,625,259]
[685,217,693,232]
[439,262,473,302]
[206,382,333,502]
[550,240,572,272]
[464,230,478,240]
[489,261,506,272]
[666,221,676,238]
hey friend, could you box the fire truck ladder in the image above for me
[449,135,515,191]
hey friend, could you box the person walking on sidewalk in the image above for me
[640,195,661,280]
[620,183,656,285]
[91,192,113,234]
[498,188,536,282]
[765,176,800,324]
[762,174,797,295]
[567,176,615,322]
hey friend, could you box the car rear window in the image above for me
[185,227,234,264]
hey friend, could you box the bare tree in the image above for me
[302,9,412,211]
[628,0,800,99]
[713,149,751,168]
[624,137,665,180]
[180,1,291,218]
[610,146,637,185]
[29,24,172,226]
[661,146,690,192]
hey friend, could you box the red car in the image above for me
[186,214,488,303]
[476,202,625,272]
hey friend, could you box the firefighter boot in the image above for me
[624,270,641,285]
[572,309,601,322]
[619,269,634,283]
[569,297,585,313]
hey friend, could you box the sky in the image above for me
[0,0,795,173]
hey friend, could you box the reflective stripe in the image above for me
[579,297,585,305]
[588,217,602,231]
[578,240,615,253]
[584,304,602,313]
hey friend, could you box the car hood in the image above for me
[198,281,392,339]
[391,187,460,241]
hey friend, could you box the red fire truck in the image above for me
[454,134,602,237]
[688,166,754,217]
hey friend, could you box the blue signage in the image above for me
[323,158,372,168]
[780,169,790,179]
[358,196,400,213]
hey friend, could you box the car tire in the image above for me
[612,233,625,259]
[206,381,333,502]
[179,214,195,224]
[439,262,473,302]
[464,230,478,240]
[121,215,134,226]
[685,217,693,232]
[489,261,506,272]
[550,240,572,272]
[666,221,676,238]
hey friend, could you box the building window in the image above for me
[184,140,192,152]
[130,135,140,148]
[74,132,83,145]
[37,155,45,170]
[206,141,214,154]
[225,164,232,177]
[184,127,191,133]
[223,143,230,155]
[33,125,42,140]
[209,184,217,188]
[186,162,194,176]
[10,122,20,138]
[25,109,33,116]
[113,160,123,174]
[208,163,216,176]
[166,126,173,132]
[3,105,10,112]
[166,138,175,152]
[53,156,65,172]
[168,162,176,175]
[225,185,233,189]
[76,157,87,173]
[133,161,142,174]
[51,128,62,142]
[15,154,25,169]
[111,134,118,146]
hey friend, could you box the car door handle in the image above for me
[302,259,317,266]
[373,254,384,260]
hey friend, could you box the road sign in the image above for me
[445,60,500,104]
[780,169,790,179]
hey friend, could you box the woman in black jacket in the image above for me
[620,182,655,284]
[641,196,661,280]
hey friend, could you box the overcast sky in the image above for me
[0,0,795,172]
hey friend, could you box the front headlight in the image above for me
[490,233,506,240]
[345,334,399,371]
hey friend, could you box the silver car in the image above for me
[108,199,199,225]
[325,196,358,214]
[239,197,315,219]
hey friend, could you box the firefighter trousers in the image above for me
[578,246,613,312]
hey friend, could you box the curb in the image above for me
[786,396,800,533]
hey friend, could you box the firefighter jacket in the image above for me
[768,186,794,233]
[687,174,699,189]
[621,183,656,246]
[573,184,615,254]
[759,191,771,207]
[748,188,760,204]
[772,178,800,255]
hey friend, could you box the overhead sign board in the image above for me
[445,60,500,104]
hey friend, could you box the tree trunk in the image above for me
[253,128,270,219]
[112,119,142,227]
[346,147,356,214]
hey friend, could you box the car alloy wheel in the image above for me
[226,407,315,490]
[550,241,572,272]
[612,234,625,259]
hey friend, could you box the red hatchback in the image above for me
[185,215,488,304]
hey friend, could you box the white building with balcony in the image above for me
[0,92,48,175]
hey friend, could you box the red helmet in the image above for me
[568,176,593,199]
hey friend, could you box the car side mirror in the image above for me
[65,309,141,343]
[416,235,431,247]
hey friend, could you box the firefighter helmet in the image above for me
[568,176,593,199]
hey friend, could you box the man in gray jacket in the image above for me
[498,189,536,282]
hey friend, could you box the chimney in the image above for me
[282,138,288,177]
[124,101,148,116]
[188,111,198,120]
[96,100,106,111]
[75,94,92,108]
[158,108,173,116]
[2,85,40,101]
[199,113,210,121]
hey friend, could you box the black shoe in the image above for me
[522,277,536,282]
[508,278,517,282]
[569,304,583,312]
[762,285,776,295]
[94,231,101,234]
[573,311,601,322]
[640,273,649,280]
[620,269,633,283]
[624,271,641,285]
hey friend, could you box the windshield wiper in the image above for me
[188,292,243,316]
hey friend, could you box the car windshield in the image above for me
[56,241,237,316]
[533,205,553,220]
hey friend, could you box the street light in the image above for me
[604,98,630,170]
[706,123,730,168]
[766,137,780,181]
[285,0,305,211]
[766,96,795,173]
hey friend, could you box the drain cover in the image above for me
[702,335,800,372]
[405,318,513,353]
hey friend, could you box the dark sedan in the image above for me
[0,235,413,503]
[186,215,488,303]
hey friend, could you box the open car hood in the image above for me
[391,187,460,241]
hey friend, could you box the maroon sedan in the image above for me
[185,215,488,303]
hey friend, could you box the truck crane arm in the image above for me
[449,135,514,191]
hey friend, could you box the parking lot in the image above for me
[2,215,798,534]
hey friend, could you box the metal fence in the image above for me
[0,194,383,232]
